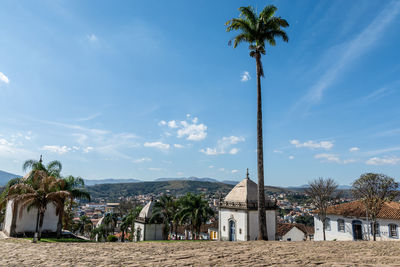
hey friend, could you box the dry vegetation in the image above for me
[1,239,400,266]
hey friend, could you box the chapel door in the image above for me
[352,221,363,240]
[229,220,236,241]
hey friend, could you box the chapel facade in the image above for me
[219,170,277,241]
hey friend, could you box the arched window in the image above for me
[389,224,398,238]
[325,218,331,231]
[337,219,345,232]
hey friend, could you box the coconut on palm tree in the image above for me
[226,5,289,240]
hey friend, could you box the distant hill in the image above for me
[84,178,142,186]
[154,177,219,183]
[86,180,235,201]
[0,170,20,186]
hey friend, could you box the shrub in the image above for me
[107,235,118,242]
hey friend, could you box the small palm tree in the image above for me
[103,212,118,236]
[57,175,90,238]
[151,195,175,240]
[23,156,62,179]
[7,171,70,240]
[226,5,289,240]
[75,215,93,237]
[179,193,214,239]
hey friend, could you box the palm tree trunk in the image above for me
[57,199,65,239]
[38,210,45,240]
[255,53,267,241]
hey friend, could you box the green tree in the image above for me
[7,171,70,240]
[151,195,175,240]
[352,173,399,241]
[57,175,90,238]
[226,5,289,240]
[75,215,93,237]
[179,193,214,239]
[23,156,62,179]
[103,212,118,236]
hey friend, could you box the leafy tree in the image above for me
[91,224,107,242]
[103,212,118,236]
[226,5,289,240]
[6,171,70,240]
[74,215,93,237]
[295,215,314,227]
[57,175,90,238]
[352,173,399,241]
[179,193,214,239]
[151,194,175,240]
[305,178,338,241]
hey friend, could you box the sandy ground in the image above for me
[1,239,400,266]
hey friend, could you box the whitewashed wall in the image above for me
[3,200,58,236]
[134,222,163,241]
[220,208,277,241]
[134,222,145,241]
[314,215,400,241]
[281,227,306,241]
[219,208,247,241]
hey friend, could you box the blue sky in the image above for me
[1,0,400,186]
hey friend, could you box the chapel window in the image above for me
[337,219,345,232]
[389,224,398,238]
[325,218,331,231]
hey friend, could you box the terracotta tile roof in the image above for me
[277,223,310,237]
[325,200,400,220]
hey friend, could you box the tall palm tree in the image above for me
[7,171,70,240]
[57,175,90,238]
[226,5,289,240]
[103,212,118,236]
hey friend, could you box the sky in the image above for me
[1,0,400,186]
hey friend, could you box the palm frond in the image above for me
[239,6,257,28]
[259,5,277,21]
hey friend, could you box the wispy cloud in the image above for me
[349,147,360,152]
[290,139,333,150]
[41,145,74,155]
[315,153,355,164]
[87,33,98,42]
[201,136,245,155]
[144,141,170,150]
[0,72,9,84]
[133,157,152,163]
[77,113,101,122]
[366,156,400,165]
[159,115,207,141]
[292,1,400,112]
[241,71,251,82]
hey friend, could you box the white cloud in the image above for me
[314,153,356,164]
[291,1,400,112]
[177,120,207,141]
[231,169,238,173]
[273,149,283,153]
[349,147,360,152]
[290,139,333,150]
[177,172,184,175]
[41,145,72,155]
[173,144,184,149]
[241,71,251,82]
[168,120,179,128]
[133,157,152,163]
[289,155,294,160]
[229,148,239,155]
[0,72,9,84]
[201,136,245,155]
[87,33,98,42]
[314,153,340,163]
[83,146,93,153]
[144,141,170,150]
[209,165,214,168]
[366,156,400,165]
[218,168,225,171]
[0,137,33,159]
[158,120,167,126]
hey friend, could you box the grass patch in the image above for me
[24,237,92,243]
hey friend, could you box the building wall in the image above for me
[134,222,163,241]
[219,208,248,241]
[314,215,400,241]
[281,227,306,241]
[220,208,277,241]
[3,200,58,236]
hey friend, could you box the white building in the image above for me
[314,200,400,241]
[277,223,312,241]
[219,171,277,241]
[134,200,163,241]
[3,199,59,237]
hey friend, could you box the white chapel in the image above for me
[134,200,163,241]
[219,170,277,241]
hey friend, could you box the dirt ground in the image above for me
[1,239,400,266]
